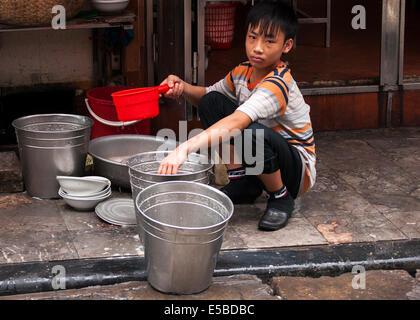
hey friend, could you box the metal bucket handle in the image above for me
[85,98,141,127]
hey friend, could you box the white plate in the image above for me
[57,176,110,197]
[59,188,112,211]
[95,198,136,226]
[59,187,111,200]
[59,184,111,198]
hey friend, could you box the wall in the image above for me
[0,29,94,87]
[307,93,380,132]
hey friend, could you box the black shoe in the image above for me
[258,192,294,231]
[220,175,264,204]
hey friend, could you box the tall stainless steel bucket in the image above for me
[135,181,233,294]
[12,114,93,199]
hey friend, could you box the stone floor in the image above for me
[0,127,419,265]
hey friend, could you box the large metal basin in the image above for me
[88,135,177,189]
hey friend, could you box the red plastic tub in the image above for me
[111,84,169,122]
[85,86,151,140]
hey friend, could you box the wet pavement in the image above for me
[0,127,419,299]
[271,269,420,300]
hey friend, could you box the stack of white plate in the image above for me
[90,0,130,13]
[57,176,112,211]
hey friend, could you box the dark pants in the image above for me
[198,91,303,198]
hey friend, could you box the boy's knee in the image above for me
[243,122,267,142]
[245,122,265,131]
[198,91,223,115]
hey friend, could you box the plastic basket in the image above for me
[205,2,238,50]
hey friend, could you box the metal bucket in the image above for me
[12,114,93,199]
[127,151,213,203]
[135,181,233,294]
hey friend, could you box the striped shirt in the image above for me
[206,61,316,196]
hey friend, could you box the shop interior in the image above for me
[205,0,420,87]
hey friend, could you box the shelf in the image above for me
[0,11,136,33]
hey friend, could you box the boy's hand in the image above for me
[157,145,188,175]
[160,75,185,99]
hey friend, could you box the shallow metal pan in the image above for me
[88,134,176,189]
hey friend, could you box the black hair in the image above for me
[245,0,298,41]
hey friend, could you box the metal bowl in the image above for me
[88,135,177,189]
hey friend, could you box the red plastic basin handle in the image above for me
[112,84,170,98]
[157,84,170,94]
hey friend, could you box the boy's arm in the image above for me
[236,74,290,121]
[157,110,251,175]
[182,82,206,107]
[185,110,251,152]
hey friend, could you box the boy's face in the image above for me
[245,24,293,73]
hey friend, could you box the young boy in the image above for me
[157,0,316,231]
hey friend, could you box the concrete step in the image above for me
[0,274,278,300]
[2,270,419,301]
